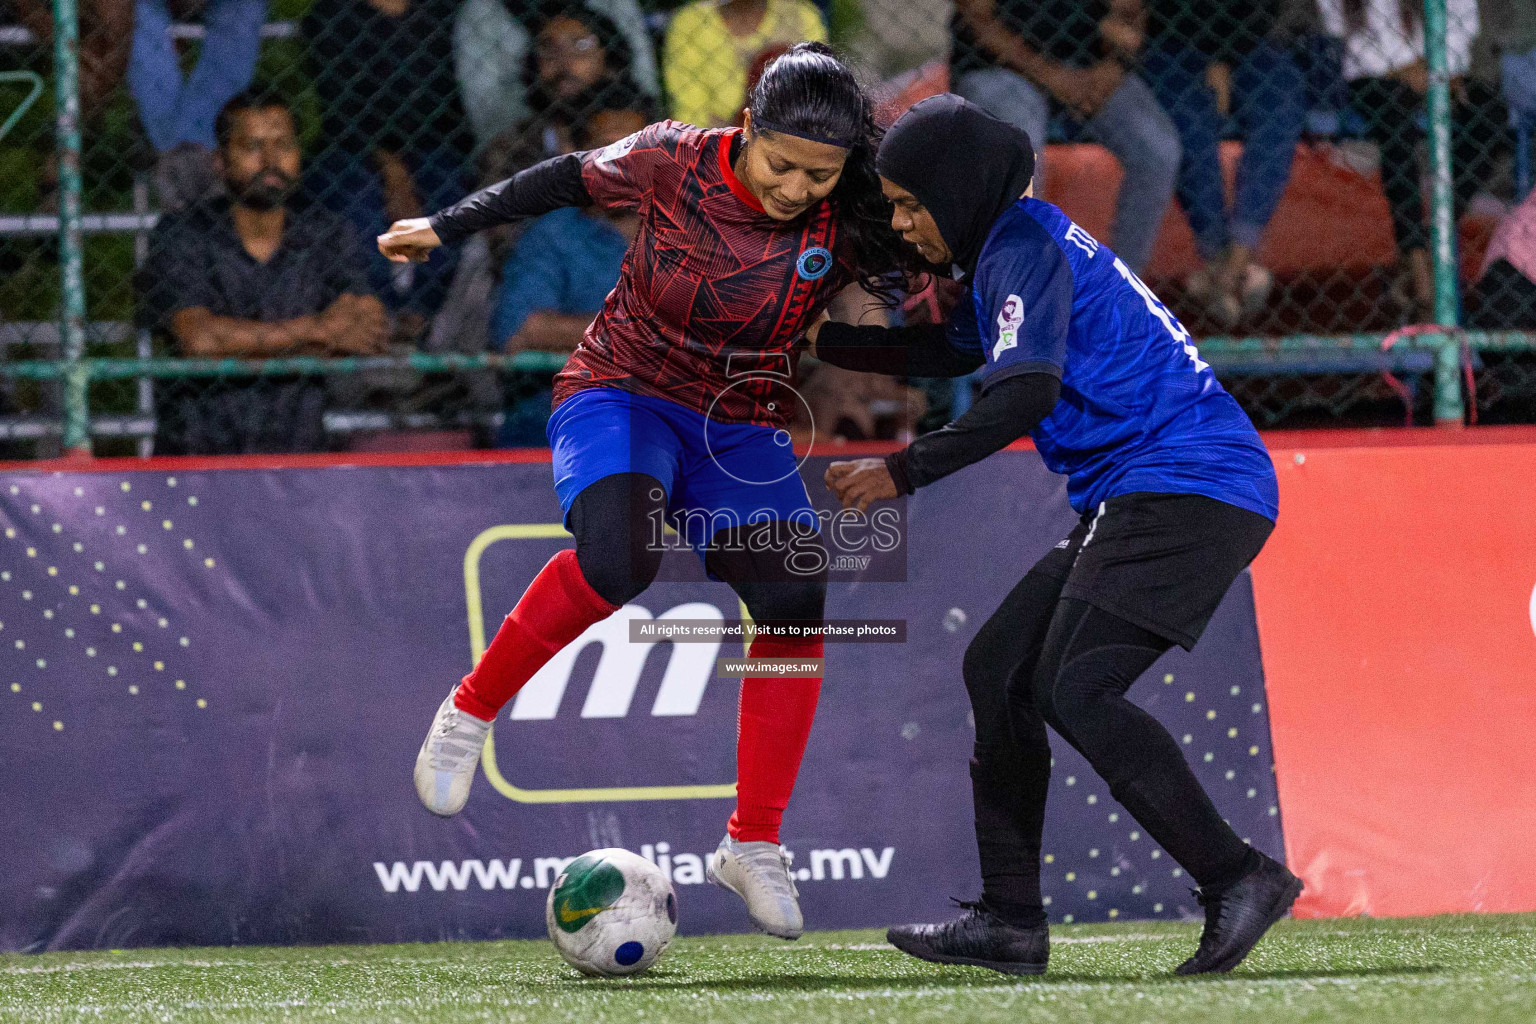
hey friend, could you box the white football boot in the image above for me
[706,835,804,939]
[413,690,492,816]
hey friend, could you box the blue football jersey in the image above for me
[947,198,1279,520]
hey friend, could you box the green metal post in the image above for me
[1423,0,1463,425]
[52,0,90,453]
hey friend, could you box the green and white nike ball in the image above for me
[545,848,678,977]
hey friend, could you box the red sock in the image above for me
[727,634,824,843]
[454,549,619,721]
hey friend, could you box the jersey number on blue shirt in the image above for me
[1111,256,1209,374]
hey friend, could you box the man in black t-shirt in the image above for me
[950,0,1179,273]
[139,91,388,455]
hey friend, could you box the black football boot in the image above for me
[1176,852,1304,975]
[887,899,1049,976]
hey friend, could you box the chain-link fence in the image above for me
[1,0,1534,457]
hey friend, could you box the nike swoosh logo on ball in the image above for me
[558,902,603,923]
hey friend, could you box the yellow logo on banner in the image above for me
[463,524,739,804]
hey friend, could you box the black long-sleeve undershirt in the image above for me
[813,320,985,378]
[427,153,591,245]
[885,372,1061,494]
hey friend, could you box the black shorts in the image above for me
[1030,492,1275,650]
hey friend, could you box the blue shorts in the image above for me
[546,387,818,554]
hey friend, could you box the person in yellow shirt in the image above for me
[664,0,828,128]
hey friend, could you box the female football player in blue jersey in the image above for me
[376,44,919,941]
[816,94,1302,976]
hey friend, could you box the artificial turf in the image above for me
[3,913,1533,1024]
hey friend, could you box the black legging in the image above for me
[566,471,827,628]
[1349,76,1505,256]
[965,573,1253,926]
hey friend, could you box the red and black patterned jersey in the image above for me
[557,121,856,428]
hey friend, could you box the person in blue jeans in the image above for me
[950,0,1181,276]
[129,0,268,210]
[1142,0,1305,327]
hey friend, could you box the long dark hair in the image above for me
[746,42,921,303]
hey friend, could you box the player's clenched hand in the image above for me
[377,218,442,263]
[825,458,898,513]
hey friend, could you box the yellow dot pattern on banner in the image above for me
[1,475,216,735]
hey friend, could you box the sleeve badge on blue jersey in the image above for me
[993,293,1024,360]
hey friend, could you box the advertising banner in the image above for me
[0,453,1282,951]
[1253,432,1536,918]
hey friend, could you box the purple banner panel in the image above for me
[0,455,1283,951]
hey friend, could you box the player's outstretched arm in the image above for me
[809,318,984,378]
[378,152,594,260]
[825,372,1059,511]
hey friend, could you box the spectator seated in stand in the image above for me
[137,90,387,455]
[305,0,472,324]
[129,0,268,211]
[453,0,659,155]
[1469,187,1536,328]
[508,3,647,165]
[1317,0,1503,321]
[663,0,827,129]
[1142,0,1306,326]
[948,0,1180,275]
[491,92,649,445]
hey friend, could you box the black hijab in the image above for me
[875,94,1036,275]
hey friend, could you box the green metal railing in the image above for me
[50,0,88,452]
[0,71,45,143]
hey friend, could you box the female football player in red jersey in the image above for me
[377,43,917,940]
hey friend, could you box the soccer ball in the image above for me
[545,848,678,977]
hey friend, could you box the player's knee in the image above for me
[1035,646,1142,736]
[574,534,663,607]
[741,577,826,630]
[1025,651,1071,733]
[962,625,1007,697]
[964,628,1019,733]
